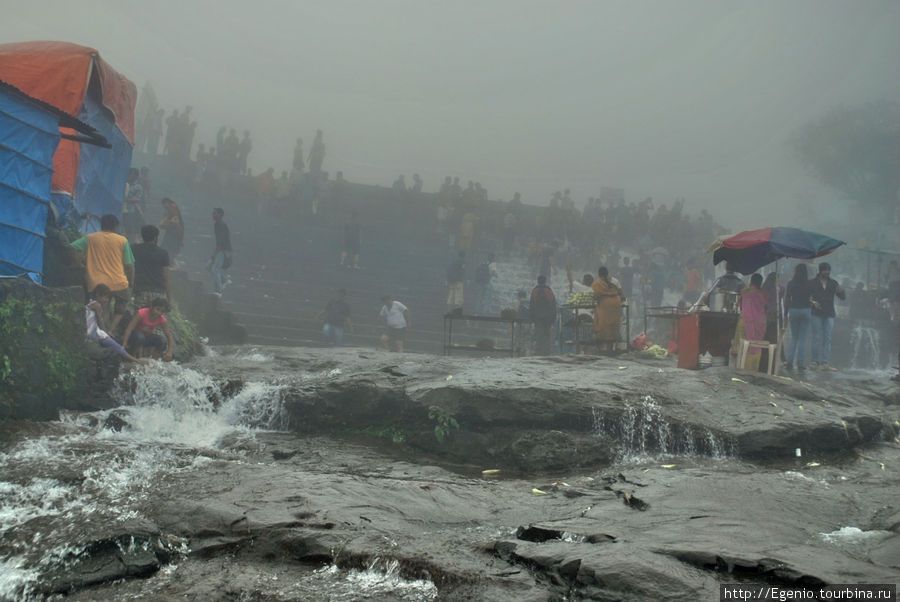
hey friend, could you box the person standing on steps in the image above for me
[379,295,410,352]
[317,288,353,346]
[474,252,498,315]
[209,208,232,296]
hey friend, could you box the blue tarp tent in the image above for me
[0,83,60,282]
[0,80,108,282]
[0,42,137,233]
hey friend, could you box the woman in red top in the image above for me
[122,298,176,360]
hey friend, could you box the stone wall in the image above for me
[0,267,245,421]
[0,278,120,420]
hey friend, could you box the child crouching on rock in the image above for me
[85,285,146,364]
[122,297,175,361]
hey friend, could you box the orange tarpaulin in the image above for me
[0,41,136,196]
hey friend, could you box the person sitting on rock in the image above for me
[85,284,145,364]
[122,297,175,361]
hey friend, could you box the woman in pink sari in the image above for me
[734,273,769,370]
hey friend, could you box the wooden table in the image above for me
[442,314,519,356]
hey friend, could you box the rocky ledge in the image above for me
[189,347,900,472]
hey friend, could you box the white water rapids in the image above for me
[0,355,437,601]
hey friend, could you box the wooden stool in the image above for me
[737,338,777,375]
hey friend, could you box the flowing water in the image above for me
[592,394,736,462]
[0,357,437,601]
[848,324,886,371]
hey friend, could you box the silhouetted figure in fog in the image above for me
[194,144,207,184]
[411,174,423,194]
[446,250,466,314]
[317,288,353,346]
[450,177,462,206]
[309,129,326,173]
[537,241,557,279]
[474,252,498,314]
[159,198,184,267]
[123,168,144,242]
[216,126,226,155]
[164,109,179,156]
[239,130,252,175]
[619,256,635,299]
[185,121,197,161]
[393,175,407,192]
[293,137,305,173]
[224,129,240,172]
[340,212,361,269]
[209,208,232,295]
[530,275,557,356]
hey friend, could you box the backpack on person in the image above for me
[530,285,557,323]
[475,262,491,285]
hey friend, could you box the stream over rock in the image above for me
[0,346,898,600]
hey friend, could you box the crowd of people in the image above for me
[120,94,897,376]
[73,214,176,364]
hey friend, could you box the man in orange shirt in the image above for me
[71,214,135,335]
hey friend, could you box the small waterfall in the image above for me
[593,395,735,461]
[0,362,286,600]
[314,558,438,601]
[848,324,883,371]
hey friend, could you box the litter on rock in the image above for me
[481,469,501,475]
[731,377,747,383]
[661,464,676,469]
[531,488,548,495]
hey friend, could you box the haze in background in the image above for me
[2,1,898,229]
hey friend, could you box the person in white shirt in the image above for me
[379,295,410,352]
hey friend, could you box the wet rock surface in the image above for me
[1,347,898,600]
[56,435,900,601]
[192,347,899,469]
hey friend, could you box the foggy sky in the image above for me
[3,1,899,229]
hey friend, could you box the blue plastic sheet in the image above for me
[0,87,59,281]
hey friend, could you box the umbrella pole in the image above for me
[774,259,783,376]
